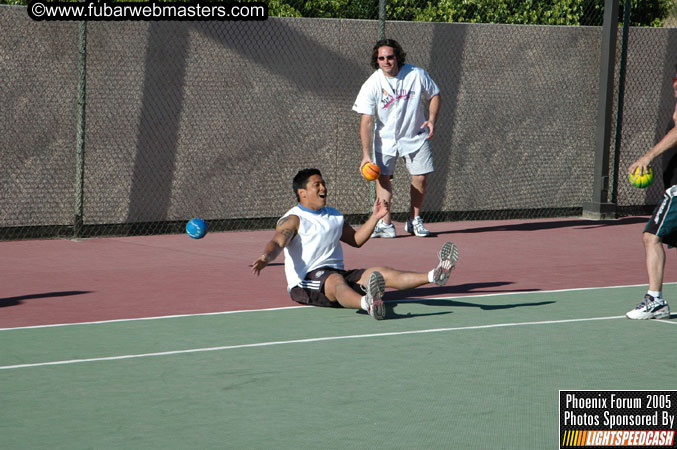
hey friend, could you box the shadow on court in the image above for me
[383,299,555,320]
[0,291,91,308]
[385,281,540,300]
[356,297,555,320]
[355,307,453,319]
[433,217,648,235]
[373,281,554,320]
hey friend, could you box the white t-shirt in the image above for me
[281,204,345,291]
[353,63,440,157]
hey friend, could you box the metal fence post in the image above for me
[378,0,385,40]
[610,0,632,205]
[583,0,619,219]
[74,19,87,238]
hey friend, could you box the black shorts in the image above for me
[290,267,367,308]
[645,187,677,247]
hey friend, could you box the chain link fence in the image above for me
[1,1,676,240]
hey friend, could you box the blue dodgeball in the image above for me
[186,218,207,239]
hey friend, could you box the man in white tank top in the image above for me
[251,168,459,320]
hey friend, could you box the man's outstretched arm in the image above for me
[251,215,299,275]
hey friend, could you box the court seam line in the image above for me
[1,282,673,332]
[0,315,627,371]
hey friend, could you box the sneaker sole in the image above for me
[433,242,459,286]
[367,271,386,320]
[440,242,459,268]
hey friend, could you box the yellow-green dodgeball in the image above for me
[628,167,654,189]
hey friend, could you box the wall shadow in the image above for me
[126,23,189,223]
[125,19,373,224]
[423,22,465,214]
[192,20,367,95]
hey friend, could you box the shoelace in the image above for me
[637,296,663,310]
[635,296,651,310]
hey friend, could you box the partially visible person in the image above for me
[625,67,677,320]
[251,168,458,320]
[353,39,441,238]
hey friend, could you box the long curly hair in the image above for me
[370,39,406,70]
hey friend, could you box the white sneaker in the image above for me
[626,294,670,319]
[365,271,386,320]
[371,219,396,238]
[432,242,459,286]
[405,216,431,237]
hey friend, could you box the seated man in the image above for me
[251,168,458,320]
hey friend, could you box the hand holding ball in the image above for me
[186,218,208,239]
[361,162,381,181]
[628,167,654,189]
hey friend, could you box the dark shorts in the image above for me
[290,267,367,308]
[645,186,677,247]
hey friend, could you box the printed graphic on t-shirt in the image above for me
[380,88,416,109]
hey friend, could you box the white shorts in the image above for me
[375,140,434,177]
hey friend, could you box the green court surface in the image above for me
[1,285,675,449]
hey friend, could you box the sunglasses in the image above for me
[378,55,396,61]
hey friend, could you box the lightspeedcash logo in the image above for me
[560,391,677,449]
[562,430,675,447]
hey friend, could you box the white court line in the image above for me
[0,315,627,370]
[0,305,310,331]
[2,282,670,332]
[656,319,677,325]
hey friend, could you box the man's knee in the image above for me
[324,272,349,301]
[411,174,427,190]
[643,231,662,247]
[360,266,395,285]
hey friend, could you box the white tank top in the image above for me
[281,204,345,291]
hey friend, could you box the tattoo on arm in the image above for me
[276,215,298,245]
[281,228,294,243]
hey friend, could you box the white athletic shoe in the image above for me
[405,216,431,237]
[365,271,386,320]
[371,219,396,238]
[626,294,670,320]
[432,242,459,286]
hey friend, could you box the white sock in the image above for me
[428,269,435,283]
[648,290,662,299]
[360,296,369,311]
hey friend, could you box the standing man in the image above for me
[625,68,677,320]
[353,39,441,238]
[251,168,458,320]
